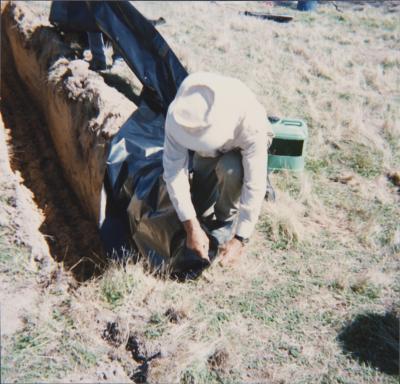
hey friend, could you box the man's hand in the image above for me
[219,237,245,267]
[183,219,210,261]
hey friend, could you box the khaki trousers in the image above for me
[191,150,244,222]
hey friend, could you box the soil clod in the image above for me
[387,171,400,187]
[126,334,148,363]
[207,348,229,372]
[164,307,187,324]
[126,334,161,383]
[102,321,122,347]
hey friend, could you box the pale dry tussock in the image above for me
[263,193,306,244]
[262,173,324,246]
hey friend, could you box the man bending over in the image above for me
[163,72,274,265]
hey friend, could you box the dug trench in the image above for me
[1,1,136,282]
[1,33,105,282]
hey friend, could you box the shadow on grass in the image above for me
[337,311,399,376]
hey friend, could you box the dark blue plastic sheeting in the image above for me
[101,104,177,265]
[106,104,165,201]
[86,1,187,113]
[49,1,100,32]
[297,1,318,11]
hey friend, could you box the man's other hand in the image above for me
[183,219,210,261]
[219,237,244,267]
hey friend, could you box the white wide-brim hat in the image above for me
[166,72,244,152]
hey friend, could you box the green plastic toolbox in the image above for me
[268,118,308,172]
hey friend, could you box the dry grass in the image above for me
[1,1,399,383]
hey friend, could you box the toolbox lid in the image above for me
[270,118,308,141]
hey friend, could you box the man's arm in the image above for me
[235,128,268,239]
[163,131,210,260]
[219,130,267,265]
[220,103,272,265]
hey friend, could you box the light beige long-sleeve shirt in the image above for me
[163,73,273,238]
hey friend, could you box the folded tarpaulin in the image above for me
[50,0,188,111]
[86,1,187,113]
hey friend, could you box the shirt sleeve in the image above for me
[163,130,197,222]
[236,103,272,238]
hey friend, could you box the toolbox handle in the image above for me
[280,119,303,127]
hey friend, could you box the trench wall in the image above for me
[2,1,136,222]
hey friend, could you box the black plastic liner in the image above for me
[86,1,187,113]
[59,1,220,277]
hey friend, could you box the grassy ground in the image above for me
[1,1,399,383]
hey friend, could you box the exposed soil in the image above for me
[0,276,39,336]
[1,32,106,282]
